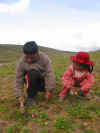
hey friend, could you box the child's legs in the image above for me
[59,87,70,98]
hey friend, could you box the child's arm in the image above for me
[80,73,94,92]
[62,65,74,88]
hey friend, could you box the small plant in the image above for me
[37,129,48,133]
[55,117,72,131]
[0,104,9,113]
[20,127,32,133]
[84,129,96,133]
[10,109,31,124]
[87,104,97,111]
[39,121,49,127]
[6,128,14,133]
[65,104,93,119]
[39,111,48,120]
[88,103,100,117]
[5,124,21,133]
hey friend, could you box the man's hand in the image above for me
[45,91,53,102]
[18,96,24,104]
[18,96,25,114]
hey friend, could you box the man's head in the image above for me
[23,41,39,62]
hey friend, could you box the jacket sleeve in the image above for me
[14,59,25,98]
[44,56,56,91]
[80,73,94,92]
[62,65,74,88]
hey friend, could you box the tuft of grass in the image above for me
[37,129,48,133]
[0,63,16,75]
[5,123,21,133]
[54,117,72,132]
[39,111,48,120]
[0,104,9,113]
[65,104,93,119]
[88,103,100,117]
[5,128,15,133]
[84,129,96,133]
[20,127,32,133]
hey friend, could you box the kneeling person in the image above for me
[59,52,95,101]
[14,41,56,106]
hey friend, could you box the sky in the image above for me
[0,0,100,51]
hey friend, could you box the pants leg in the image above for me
[25,69,45,98]
[81,89,90,96]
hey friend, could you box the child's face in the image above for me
[73,62,84,71]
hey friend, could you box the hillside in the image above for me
[0,44,100,133]
[0,44,71,63]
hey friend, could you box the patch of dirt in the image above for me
[48,104,63,114]
[26,121,51,133]
[0,120,9,133]
[0,120,8,127]
[73,129,82,133]
[88,95,100,104]
[0,64,3,67]
[0,128,4,133]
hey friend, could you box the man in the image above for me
[14,41,56,106]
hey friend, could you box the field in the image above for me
[0,44,100,133]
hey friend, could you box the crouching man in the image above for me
[14,41,56,106]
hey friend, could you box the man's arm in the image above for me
[44,55,56,101]
[44,56,56,91]
[14,58,25,98]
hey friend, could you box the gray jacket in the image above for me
[14,51,56,97]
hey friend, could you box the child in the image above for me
[59,51,94,100]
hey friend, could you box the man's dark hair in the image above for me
[23,41,39,54]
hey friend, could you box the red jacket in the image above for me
[62,64,94,92]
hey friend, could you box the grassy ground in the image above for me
[0,45,100,133]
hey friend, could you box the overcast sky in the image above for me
[0,0,100,51]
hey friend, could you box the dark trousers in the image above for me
[25,70,45,98]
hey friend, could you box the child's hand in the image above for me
[78,90,84,96]
[70,87,79,96]
[69,90,74,95]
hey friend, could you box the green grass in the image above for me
[6,126,32,133]
[65,103,94,119]
[39,111,48,120]
[37,129,48,133]
[55,117,72,131]
[5,123,21,133]
[84,130,96,133]
[0,44,100,133]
